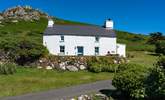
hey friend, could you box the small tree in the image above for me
[147,32,165,44]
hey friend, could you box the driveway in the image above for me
[1,80,115,100]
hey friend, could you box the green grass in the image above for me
[116,30,155,52]
[128,51,158,67]
[0,68,113,98]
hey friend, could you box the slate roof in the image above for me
[44,24,116,37]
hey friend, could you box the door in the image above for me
[77,46,84,56]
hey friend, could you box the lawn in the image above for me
[128,51,158,67]
[0,68,113,98]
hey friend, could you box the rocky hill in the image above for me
[0,6,49,23]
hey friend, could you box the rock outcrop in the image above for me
[0,6,49,22]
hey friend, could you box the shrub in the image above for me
[147,67,165,99]
[156,56,165,69]
[88,62,102,73]
[0,37,48,65]
[88,64,118,73]
[112,64,148,99]
[155,40,165,55]
[0,63,17,75]
[102,64,118,72]
[145,61,165,99]
[117,63,146,72]
[87,56,118,73]
[147,32,165,44]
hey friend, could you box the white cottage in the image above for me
[43,19,126,57]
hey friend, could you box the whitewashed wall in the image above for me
[117,43,126,57]
[43,35,117,56]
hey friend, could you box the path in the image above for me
[1,80,115,100]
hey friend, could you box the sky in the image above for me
[0,0,164,34]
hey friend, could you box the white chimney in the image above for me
[105,19,114,30]
[48,19,54,27]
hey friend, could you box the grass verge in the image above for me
[0,68,113,98]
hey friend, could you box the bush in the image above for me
[117,63,146,72]
[112,59,165,99]
[147,32,165,44]
[0,37,48,65]
[88,63,118,73]
[155,40,165,55]
[0,63,17,75]
[87,56,118,73]
[102,64,118,72]
[156,56,165,69]
[145,67,165,99]
[88,62,102,73]
[112,64,148,99]
[145,59,165,99]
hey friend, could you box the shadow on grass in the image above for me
[147,53,160,56]
[99,89,129,100]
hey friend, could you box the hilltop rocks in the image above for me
[0,6,49,22]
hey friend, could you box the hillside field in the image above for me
[0,17,155,52]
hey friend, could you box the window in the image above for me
[95,47,99,55]
[60,35,64,42]
[77,46,84,56]
[60,46,65,53]
[95,36,99,42]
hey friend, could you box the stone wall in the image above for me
[35,55,127,71]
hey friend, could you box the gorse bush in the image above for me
[0,63,17,75]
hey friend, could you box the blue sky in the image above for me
[0,0,164,34]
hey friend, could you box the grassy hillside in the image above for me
[116,30,155,51]
[0,17,154,52]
